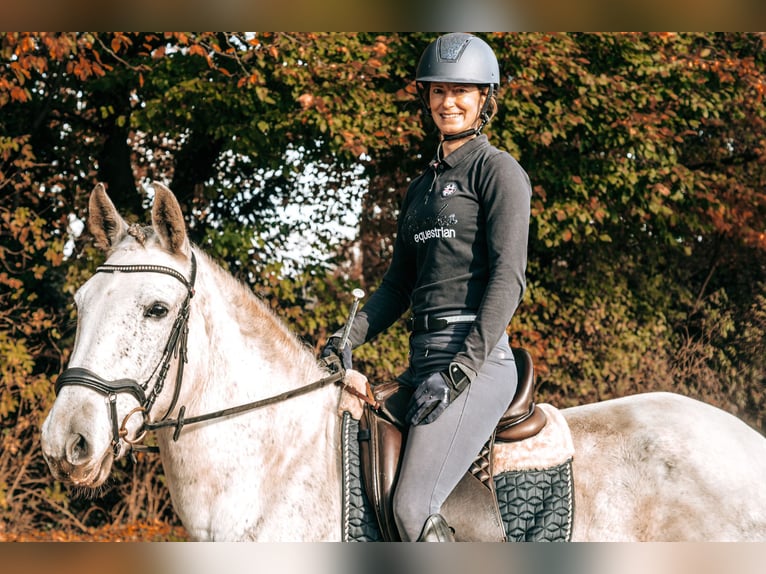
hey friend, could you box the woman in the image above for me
[323,32,531,541]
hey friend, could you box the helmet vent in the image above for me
[437,35,471,63]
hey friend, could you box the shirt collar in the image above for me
[435,134,489,169]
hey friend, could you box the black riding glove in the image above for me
[407,362,474,426]
[320,336,352,373]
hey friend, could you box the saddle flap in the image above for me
[358,407,405,541]
[358,405,506,542]
[441,432,506,542]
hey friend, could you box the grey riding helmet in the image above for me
[416,32,500,86]
[416,33,500,139]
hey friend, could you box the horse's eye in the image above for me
[145,303,169,318]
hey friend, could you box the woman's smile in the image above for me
[429,82,486,148]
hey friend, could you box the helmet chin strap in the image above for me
[442,125,483,142]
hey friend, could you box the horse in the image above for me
[41,183,766,541]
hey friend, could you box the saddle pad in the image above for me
[341,411,575,542]
[493,403,576,473]
[494,459,574,541]
[341,411,381,541]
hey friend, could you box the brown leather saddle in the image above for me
[357,346,546,541]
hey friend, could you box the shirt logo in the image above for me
[441,183,457,198]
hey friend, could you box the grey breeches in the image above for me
[393,323,517,541]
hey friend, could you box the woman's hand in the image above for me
[407,362,473,425]
[320,337,352,373]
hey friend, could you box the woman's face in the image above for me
[428,82,485,137]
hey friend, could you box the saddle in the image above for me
[357,347,546,541]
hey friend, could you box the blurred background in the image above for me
[1,0,765,30]
[0,27,764,565]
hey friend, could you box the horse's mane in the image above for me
[191,246,321,377]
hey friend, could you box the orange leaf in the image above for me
[10,86,29,102]
[297,93,314,109]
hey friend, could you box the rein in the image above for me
[144,369,347,441]
[143,352,378,442]
[55,252,377,457]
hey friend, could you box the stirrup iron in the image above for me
[417,513,455,542]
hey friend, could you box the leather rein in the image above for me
[54,252,375,457]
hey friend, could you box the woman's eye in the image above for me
[145,303,169,318]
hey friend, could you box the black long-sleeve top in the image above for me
[347,134,531,378]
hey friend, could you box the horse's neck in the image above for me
[161,252,342,541]
[191,252,324,394]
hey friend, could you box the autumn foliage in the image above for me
[1,32,765,541]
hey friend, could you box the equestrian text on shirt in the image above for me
[413,227,457,243]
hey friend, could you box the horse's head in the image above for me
[41,182,195,488]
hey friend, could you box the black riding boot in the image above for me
[417,513,456,542]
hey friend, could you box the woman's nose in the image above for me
[442,93,457,106]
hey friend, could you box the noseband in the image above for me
[55,253,197,457]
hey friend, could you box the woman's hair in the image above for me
[485,91,498,124]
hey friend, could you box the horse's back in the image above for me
[563,391,766,541]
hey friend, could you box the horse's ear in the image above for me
[88,183,128,251]
[150,182,190,256]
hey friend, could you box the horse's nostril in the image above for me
[66,433,89,465]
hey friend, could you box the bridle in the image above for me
[54,251,376,458]
[55,253,198,457]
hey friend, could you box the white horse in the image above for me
[41,183,766,541]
